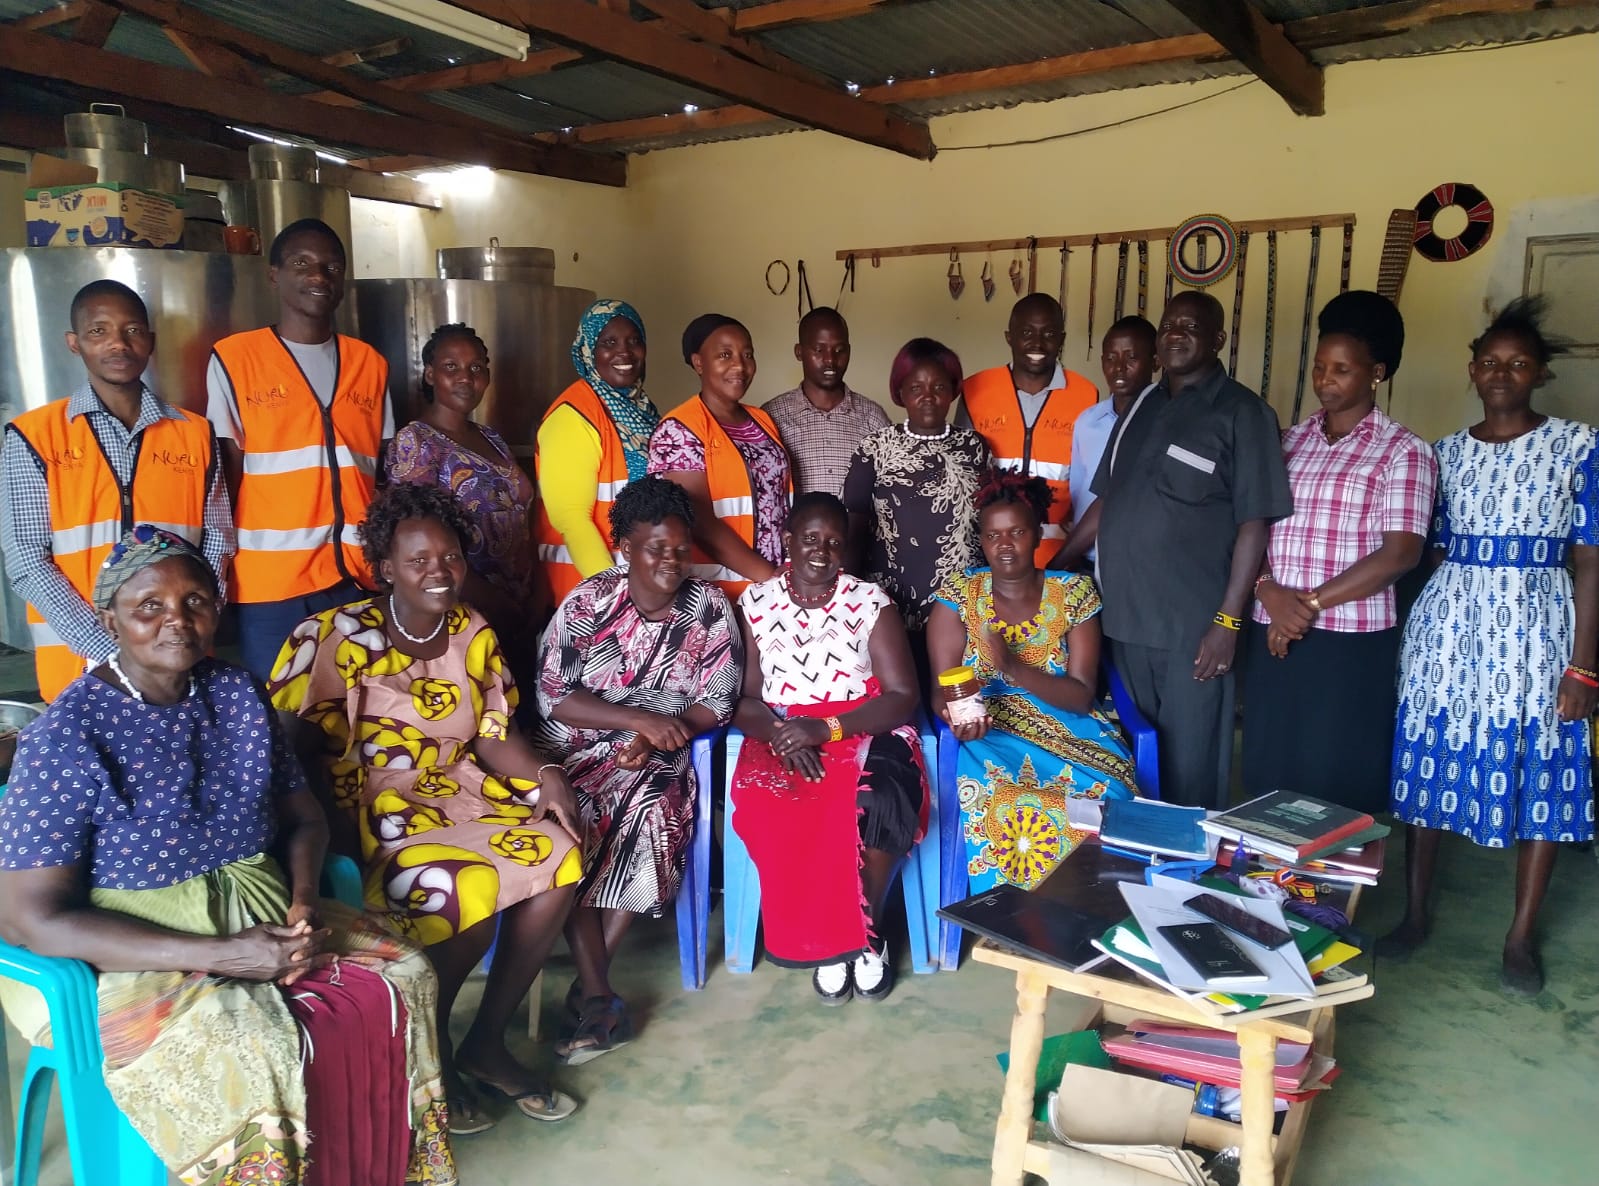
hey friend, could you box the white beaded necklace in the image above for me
[388,594,446,645]
[903,422,951,441]
[108,650,195,704]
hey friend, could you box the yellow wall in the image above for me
[416,33,1592,444]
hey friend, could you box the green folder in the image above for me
[996,1030,1113,1123]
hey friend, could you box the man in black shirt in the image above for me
[1054,292,1292,807]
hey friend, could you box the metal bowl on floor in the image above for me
[0,699,44,785]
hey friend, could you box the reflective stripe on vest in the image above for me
[8,398,213,701]
[660,396,790,600]
[534,380,634,609]
[215,328,386,603]
[961,365,1098,567]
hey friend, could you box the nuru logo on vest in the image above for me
[151,447,201,476]
[246,385,291,410]
[48,443,87,469]
[347,389,378,411]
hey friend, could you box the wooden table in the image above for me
[975,939,1370,1186]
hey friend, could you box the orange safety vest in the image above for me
[534,380,631,608]
[8,398,214,701]
[212,328,386,603]
[960,364,1099,566]
[660,396,790,600]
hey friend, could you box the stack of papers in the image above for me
[1102,1022,1340,1103]
[1218,825,1388,886]
[1092,878,1369,1018]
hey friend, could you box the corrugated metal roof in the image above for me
[3,0,1597,163]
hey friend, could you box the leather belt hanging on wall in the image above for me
[1260,230,1279,398]
[1290,225,1323,425]
[1228,229,1251,376]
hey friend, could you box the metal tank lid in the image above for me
[436,238,555,284]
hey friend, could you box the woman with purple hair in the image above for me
[842,338,990,667]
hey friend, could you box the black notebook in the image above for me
[938,843,1149,970]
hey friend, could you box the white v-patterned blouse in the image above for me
[739,571,889,707]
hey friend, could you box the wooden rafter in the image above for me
[91,0,622,183]
[1164,0,1324,115]
[547,0,1586,147]
[163,26,258,85]
[717,0,913,33]
[449,0,934,159]
[13,1,89,31]
[632,0,834,86]
[71,0,117,46]
[321,36,409,68]
[382,47,583,93]
[0,24,626,184]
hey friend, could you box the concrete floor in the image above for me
[2,641,1596,1185]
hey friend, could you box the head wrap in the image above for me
[93,524,215,610]
[680,313,745,366]
[1318,289,1405,378]
[570,298,660,482]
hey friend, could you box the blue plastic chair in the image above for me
[0,841,365,1186]
[721,713,946,977]
[483,730,723,993]
[934,658,1162,969]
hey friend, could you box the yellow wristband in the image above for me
[1213,611,1242,631]
[824,715,844,743]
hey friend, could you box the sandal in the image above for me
[463,1074,579,1123]
[554,994,635,1066]
[563,977,585,1025]
[446,1089,496,1136]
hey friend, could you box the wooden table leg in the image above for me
[992,969,1048,1186]
[1236,1025,1278,1186]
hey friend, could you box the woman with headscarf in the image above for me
[648,314,792,601]
[1245,291,1437,814]
[536,299,660,610]
[0,525,455,1185]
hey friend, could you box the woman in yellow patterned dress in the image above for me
[271,483,585,1132]
[927,472,1138,891]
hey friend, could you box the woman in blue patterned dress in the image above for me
[1385,298,1598,995]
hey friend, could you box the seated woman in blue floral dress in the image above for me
[0,527,453,1186]
[928,472,1137,891]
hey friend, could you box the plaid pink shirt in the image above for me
[1255,407,1438,633]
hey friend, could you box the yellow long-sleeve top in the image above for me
[536,403,616,578]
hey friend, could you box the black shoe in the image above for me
[813,960,853,1005]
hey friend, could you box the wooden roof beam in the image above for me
[12,2,89,31]
[1164,0,1323,115]
[95,0,622,182]
[450,0,933,159]
[0,24,626,184]
[163,26,260,85]
[718,0,915,33]
[71,0,117,46]
[383,46,583,93]
[632,0,834,86]
[321,36,409,68]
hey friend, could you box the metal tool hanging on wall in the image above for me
[1260,230,1279,397]
[1163,238,1175,306]
[795,259,814,318]
[1339,222,1353,292]
[948,249,964,300]
[1113,240,1130,320]
[1027,237,1038,294]
[1228,229,1251,376]
[1085,237,1101,360]
[1009,253,1025,296]
[1290,225,1323,425]
[1136,241,1149,317]
[981,257,996,302]
[1058,245,1070,341]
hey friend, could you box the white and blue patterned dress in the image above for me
[1391,418,1599,846]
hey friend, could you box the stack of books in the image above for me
[1088,877,1368,1020]
[1102,1021,1342,1106]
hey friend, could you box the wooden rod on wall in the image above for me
[835,213,1357,261]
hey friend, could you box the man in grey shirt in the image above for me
[765,307,889,496]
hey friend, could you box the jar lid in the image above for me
[937,665,977,686]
